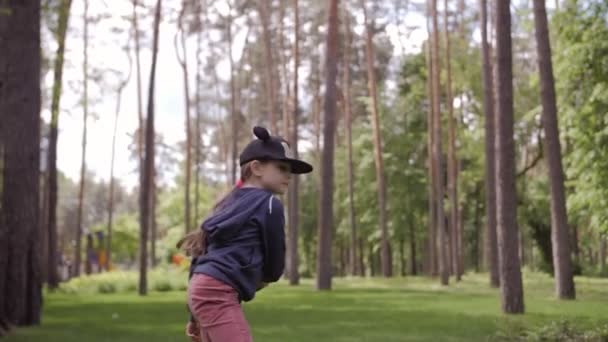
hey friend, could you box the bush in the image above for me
[154,280,173,292]
[98,282,117,294]
[493,320,608,341]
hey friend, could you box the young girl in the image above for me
[179,126,313,342]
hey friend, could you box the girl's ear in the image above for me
[250,160,266,177]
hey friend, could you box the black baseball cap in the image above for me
[239,126,313,174]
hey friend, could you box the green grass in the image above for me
[5,272,608,341]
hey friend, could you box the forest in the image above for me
[1,0,608,340]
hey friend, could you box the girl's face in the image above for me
[250,160,292,194]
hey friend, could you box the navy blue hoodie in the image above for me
[191,187,285,302]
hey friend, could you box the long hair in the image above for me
[177,162,257,257]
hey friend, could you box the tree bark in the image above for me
[0,0,42,325]
[176,5,192,235]
[480,0,500,288]
[287,0,301,286]
[444,0,461,281]
[258,0,278,133]
[342,9,359,277]
[227,8,238,185]
[600,236,606,275]
[425,1,437,277]
[495,0,524,314]
[362,2,392,277]
[532,0,575,300]
[430,0,448,285]
[194,2,204,227]
[75,0,90,277]
[409,218,418,275]
[132,0,145,230]
[46,0,73,289]
[278,0,291,139]
[140,0,162,296]
[316,0,339,291]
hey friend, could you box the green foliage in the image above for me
[494,319,608,341]
[555,1,608,236]
[91,213,139,265]
[97,282,117,294]
[56,266,189,295]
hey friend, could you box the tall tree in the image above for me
[287,0,301,286]
[176,2,192,235]
[279,0,291,139]
[226,3,238,186]
[430,0,448,285]
[74,0,90,277]
[131,0,150,262]
[342,7,359,276]
[495,0,524,314]
[479,0,499,288]
[107,44,133,271]
[140,0,162,296]
[132,0,144,202]
[531,0,575,300]
[362,1,392,277]
[444,0,461,280]
[45,0,73,289]
[316,0,339,291]
[424,6,437,276]
[0,0,42,327]
[257,0,278,133]
[194,0,204,227]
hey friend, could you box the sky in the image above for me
[42,0,428,191]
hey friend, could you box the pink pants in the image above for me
[188,273,253,342]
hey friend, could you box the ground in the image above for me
[5,272,608,341]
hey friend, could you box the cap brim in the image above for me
[281,158,314,174]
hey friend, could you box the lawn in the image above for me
[5,272,608,341]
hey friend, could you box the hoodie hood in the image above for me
[201,188,273,242]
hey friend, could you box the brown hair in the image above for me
[177,162,259,257]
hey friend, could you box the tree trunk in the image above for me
[132,0,145,233]
[75,0,90,277]
[0,0,42,325]
[362,2,392,278]
[425,2,437,277]
[342,9,359,277]
[176,6,192,235]
[532,0,575,300]
[46,0,73,289]
[194,3,204,227]
[150,175,157,267]
[480,0,500,288]
[316,0,339,291]
[444,0,460,281]
[474,184,483,272]
[227,11,238,185]
[258,0,278,133]
[409,220,418,275]
[287,0,301,286]
[140,0,162,296]
[495,0,524,314]
[600,236,606,275]
[430,0,448,286]
[278,0,291,139]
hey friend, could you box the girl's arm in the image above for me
[262,197,286,282]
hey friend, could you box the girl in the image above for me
[179,126,313,342]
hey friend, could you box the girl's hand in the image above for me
[257,282,269,291]
[186,321,200,342]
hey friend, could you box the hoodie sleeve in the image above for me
[262,196,286,282]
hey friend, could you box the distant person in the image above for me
[178,126,313,342]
